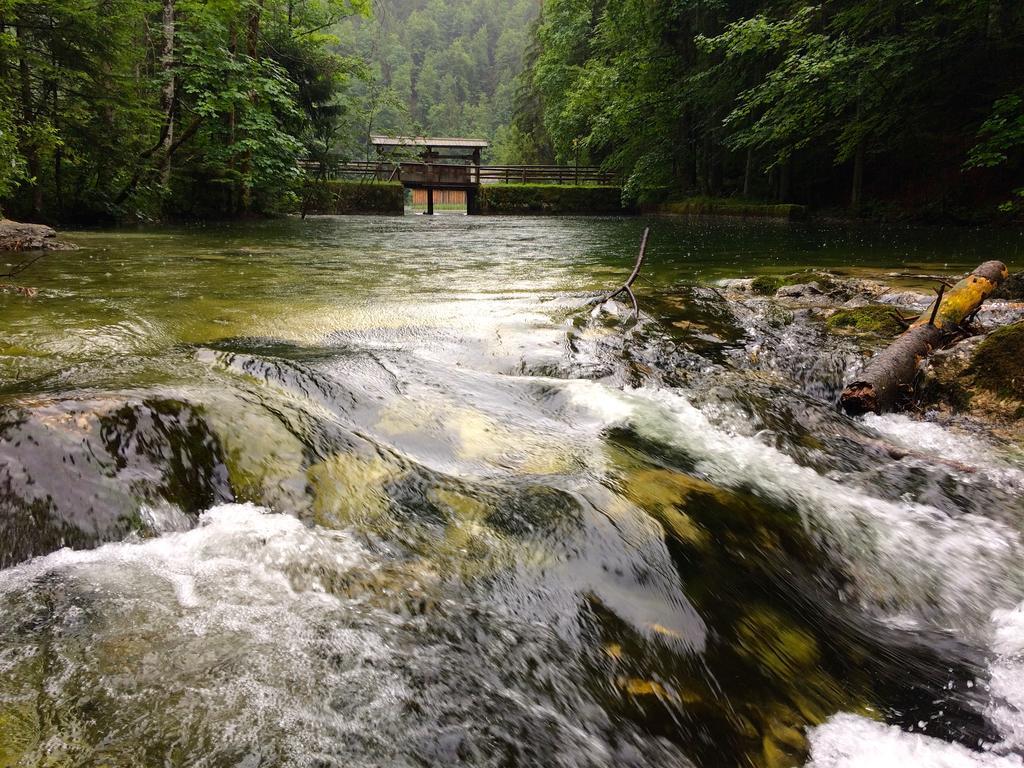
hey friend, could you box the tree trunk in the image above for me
[709,129,723,197]
[987,0,1002,39]
[777,157,791,202]
[16,26,43,218]
[850,140,864,212]
[697,132,712,195]
[240,0,264,212]
[159,0,175,186]
[840,261,1009,415]
[743,148,753,198]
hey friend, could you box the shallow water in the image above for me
[1,215,1023,767]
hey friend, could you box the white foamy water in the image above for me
[0,504,410,765]
[566,381,1024,629]
[807,598,1024,768]
[0,502,690,767]
[805,713,1024,768]
[563,380,1024,766]
[863,413,1024,491]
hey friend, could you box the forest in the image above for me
[332,0,538,161]
[0,0,1022,222]
[512,0,1024,219]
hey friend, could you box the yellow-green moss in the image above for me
[826,305,905,337]
[752,275,792,295]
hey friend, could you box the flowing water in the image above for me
[1,215,1023,768]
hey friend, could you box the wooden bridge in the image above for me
[303,135,617,214]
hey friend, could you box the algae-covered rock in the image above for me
[735,606,820,678]
[0,700,39,765]
[750,273,838,297]
[968,320,1024,399]
[918,336,982,410]
[0,398,232,567]
[751,275,788,295]
[825,305,905,337]
[307,451,398,529]
[919,323,1024,426]
[619,467,725,548]
[777,282,825,299]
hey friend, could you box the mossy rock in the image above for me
[968,321,1024,399]
[750,275,786,295]
[825,305,905,337]
[750,272,836,296]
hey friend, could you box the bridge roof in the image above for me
[371,134,488,149]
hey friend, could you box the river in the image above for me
[1,214,1023,767]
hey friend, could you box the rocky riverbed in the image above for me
[714,269,1024,442]
[1,217,1022,768]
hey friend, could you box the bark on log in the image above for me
[840,260,1008,415]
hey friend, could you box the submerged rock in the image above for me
[750,273,833,297]
[0,397,232,567]
[0,218,76,251]
[875,290,930,307]
[776,281,825,299]
[991,271,1024,301]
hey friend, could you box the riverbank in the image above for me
[646,197,807,220]
[300,181,405,215]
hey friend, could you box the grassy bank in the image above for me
[478,184,629,215]
[647,197,807,220]
[301,181,405,215]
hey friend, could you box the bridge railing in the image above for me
[300,159,619,186]
[477,165,618,185]
[299,160,399,181]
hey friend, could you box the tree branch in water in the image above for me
[592,226,649,320]
[0,251,47,279]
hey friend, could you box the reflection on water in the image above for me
[0,215,1022,767]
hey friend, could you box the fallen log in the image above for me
[840,260,1008,416]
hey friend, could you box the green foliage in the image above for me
[969,94,1024,169]
[516,0,1024,215]
[0,98,23,205]
[0,0,369,221]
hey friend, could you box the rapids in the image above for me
[1,215,1022,767]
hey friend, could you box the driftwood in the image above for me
[0,283,38,297]
[592,226,649,319]
[840,260,1008,415]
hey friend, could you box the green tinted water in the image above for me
[1,215,1022,768]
